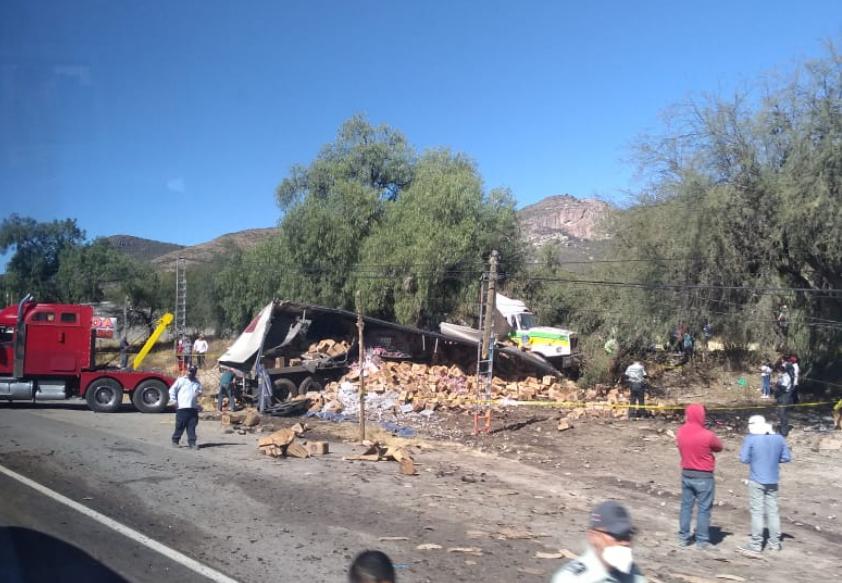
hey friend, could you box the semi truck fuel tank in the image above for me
[0,379,34,400]
[0,379,67,400]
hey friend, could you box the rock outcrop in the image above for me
[518,194,611,247]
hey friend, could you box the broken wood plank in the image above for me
[399,458,417,475]
[221,412,246,425]
[305,441,329,456]
[285,442,310,459]
[242,411,261,427]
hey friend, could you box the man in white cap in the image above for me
[737,415,792,553]
[552,500,646,582]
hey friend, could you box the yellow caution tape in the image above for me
[441,398,836,412]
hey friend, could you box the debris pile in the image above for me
[323,360,582,411]
[221,410,261,427]
[257,422,330,459]
[302,338,351,361]
[344,441,417,475]
[314,357,633,421]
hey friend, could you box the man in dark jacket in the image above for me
[676,403,723,549]
[776,360,796,436]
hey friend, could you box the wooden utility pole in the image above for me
[356,291,366,442]
[475,250,499,434]
[480,250,499,361]
[122,296,129,341]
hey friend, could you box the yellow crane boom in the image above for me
[132,312,174,370]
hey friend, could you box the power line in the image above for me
[504,275,842,295]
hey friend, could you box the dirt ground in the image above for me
[104,341,842,581]
[230,380,841,583]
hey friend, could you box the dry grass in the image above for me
[96,337,233,378]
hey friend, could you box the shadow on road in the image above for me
[0,526,127,582]
[0,402,141,414]
[198,442,244,449]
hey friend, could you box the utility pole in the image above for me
[122,295,129,342]
[356,291,366,442]
[480,250,499,363]
[475,250,499,434]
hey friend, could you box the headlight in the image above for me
[556,347,564,354]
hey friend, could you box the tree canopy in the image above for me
[213,116,523,332]
[535,47,842,382]
[0,215,85,300]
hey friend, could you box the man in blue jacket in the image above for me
[738,415,792,553]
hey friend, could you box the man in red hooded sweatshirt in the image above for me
[676,403,723,549]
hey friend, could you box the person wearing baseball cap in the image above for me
[169,364,203,449]
[552,500,646,582]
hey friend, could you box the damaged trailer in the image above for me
[217,300,563,411]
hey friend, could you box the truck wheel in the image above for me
[85,378,124,413]
[132,379,169,413]
[297,376,323,396]
[271,378,297,403]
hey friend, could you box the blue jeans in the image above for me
[761,376,770,397]
[218,384,237,411]
[679,475,715,545]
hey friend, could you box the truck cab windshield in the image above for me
[516,313,536,330]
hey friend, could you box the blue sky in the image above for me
[1,1,841,256]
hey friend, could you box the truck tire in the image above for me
[132,379,169,413]
[297,376,323,396]
[85,378,124,413]
[271,378,297,403]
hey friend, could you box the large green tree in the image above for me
[577,47,842,381]
[213,116,525,332]
[358,150,523,327]
[56,239,134,303]
[272,115,417,311]
[0,215,85,301]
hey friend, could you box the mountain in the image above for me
[103,235,185,263]
[107,194,609,271]
[150,227,278,270]
[517,194,612,246]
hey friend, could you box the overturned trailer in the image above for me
[218,300,562,409]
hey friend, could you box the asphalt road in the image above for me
[0,402,535,583]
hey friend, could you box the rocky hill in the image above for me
[518,194,611,246]
[151,227,278,270]
[106,195,611,271]
[103,235,185,263]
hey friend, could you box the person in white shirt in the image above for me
[193,335,209,368]
[759,363,773,399]
[624,361,647,419]
[169,365,203,449]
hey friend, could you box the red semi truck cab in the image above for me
[0,296,175,413]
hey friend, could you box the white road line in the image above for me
[0,462,239,583]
